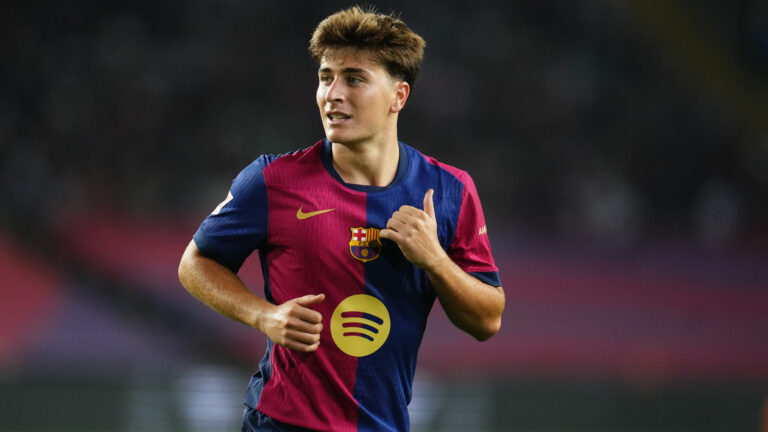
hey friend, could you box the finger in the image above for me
[291,294,324,323]
[303,340,321,352]
[286,339,320,353]
[387,212,407,226]
[393,209,428,227]
[286,328,322,345]
[294,293,325,306]
[288,319,323,335]
[423,189,435,219]
[293,306,323,325]
[386,217,407,231]
[397,206,421,217]
[379,228,400,242]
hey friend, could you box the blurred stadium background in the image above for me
[2,0,768,431]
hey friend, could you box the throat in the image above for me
[331,141,399,187]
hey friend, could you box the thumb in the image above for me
[294,293,326,306]
[423,189,435,219]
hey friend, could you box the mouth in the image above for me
[326,112,351,125]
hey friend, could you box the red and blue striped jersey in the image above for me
[194,139,500,431]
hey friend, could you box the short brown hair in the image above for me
[309,6,426,88]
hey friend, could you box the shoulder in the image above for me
[235,141,324,188]
[254,140,325,185]
[245,141,322,173]
[404,143,474,193]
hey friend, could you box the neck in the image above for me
[331,134,400,187]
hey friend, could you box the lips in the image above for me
[326,111,351,125]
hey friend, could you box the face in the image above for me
[316,48,410,146]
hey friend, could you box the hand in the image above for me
[262,293,325,352]
[380,189,450,271]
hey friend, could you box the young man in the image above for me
[178,6,504,432]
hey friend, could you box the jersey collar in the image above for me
[321,139,410,192]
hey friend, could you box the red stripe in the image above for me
[258,142,365,431]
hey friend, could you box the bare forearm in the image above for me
[425,258,504,341]
[178,240,272,329]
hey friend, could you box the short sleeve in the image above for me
[447,174,501,287]
[193,154,276,273]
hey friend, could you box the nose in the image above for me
[325,76,344,103]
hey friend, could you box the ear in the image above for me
[390,81,411,113]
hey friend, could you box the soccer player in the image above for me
[178,6,504,432]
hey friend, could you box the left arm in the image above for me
[380,189,504,341]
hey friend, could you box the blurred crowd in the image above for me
[3,3,768,430]
[2,0,768,249]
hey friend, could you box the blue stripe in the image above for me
[359,312,384,325]
[243,339,274,409]
[343,322,380,334]
[470,271,502,287]
[194,153,279,273]
[353,143,457,431]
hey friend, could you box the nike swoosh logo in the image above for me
[296,206,335,220]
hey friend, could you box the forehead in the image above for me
[318,48,386,74]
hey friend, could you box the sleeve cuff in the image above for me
[193,227,240,273]
[469,271,501,287]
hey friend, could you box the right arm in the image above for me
[178,240,324,352]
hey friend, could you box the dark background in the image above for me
[2,1,767,431]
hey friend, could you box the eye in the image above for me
[347,76,363,84]
[319,75,332,83]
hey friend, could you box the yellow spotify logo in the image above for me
[331,294,391,357]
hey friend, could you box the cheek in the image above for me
[316,86,326,108]
[375,94,395,117]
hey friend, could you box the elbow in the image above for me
[178,240,197,289]
[178,255,191,289]
[472,288,504,342]
[178,257,188,286]
[472,315,502,342]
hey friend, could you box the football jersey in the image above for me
[193,139,500,432]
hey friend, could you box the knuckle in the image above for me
[275,334,287,346]
[274,315,288,328]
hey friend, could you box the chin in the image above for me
[325,130,363,145]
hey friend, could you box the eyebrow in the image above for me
[318,67,371,76]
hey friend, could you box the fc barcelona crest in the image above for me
[349,227,382,262]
